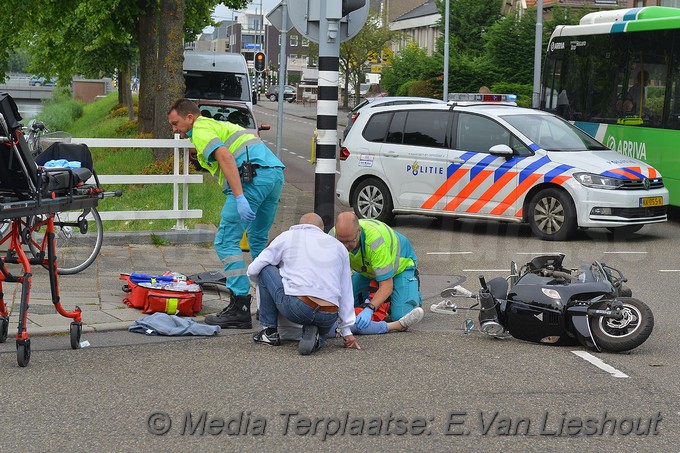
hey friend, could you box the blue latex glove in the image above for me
[235,194,256,222]
[355,307,374,330]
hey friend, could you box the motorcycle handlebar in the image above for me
[478,275,488,290]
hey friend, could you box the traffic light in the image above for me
[342,0,365,17]
[254,52,266,72]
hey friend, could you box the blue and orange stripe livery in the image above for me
[421,154,659,218]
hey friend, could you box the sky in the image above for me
[212,0,280,21]
[206,1,280,33]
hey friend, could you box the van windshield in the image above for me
[184,71,250,102]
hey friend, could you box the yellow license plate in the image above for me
[640,196,663,207]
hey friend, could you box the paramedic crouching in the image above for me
[168,98,285,330]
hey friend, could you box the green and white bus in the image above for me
[541,6,680,206]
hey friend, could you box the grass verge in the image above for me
[57,93,224,231]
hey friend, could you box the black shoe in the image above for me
[205,296,252,329]
[253,328,281,346]
[298,324,320,355]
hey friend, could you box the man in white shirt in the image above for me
[247,212,360,355]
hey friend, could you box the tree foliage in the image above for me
[0,0,247,145]
[436,0,503,57]
[381,43,438,96]
[339,13,396,107]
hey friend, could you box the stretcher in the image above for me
[0,92,118,366]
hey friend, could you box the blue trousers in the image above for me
[351,267,422,321]
[257,265,338,340]
[214,167,284,296]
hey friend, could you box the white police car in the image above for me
[336,94,669,240]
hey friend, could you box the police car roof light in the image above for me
[447,93,517,103]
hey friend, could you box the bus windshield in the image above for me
[539,6,680,206]
[184,71,250,102]
[502,114,608,152]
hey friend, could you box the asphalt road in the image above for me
[1,107,679,451]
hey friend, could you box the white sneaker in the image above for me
[430,300,458,315]
[398,307,424,330]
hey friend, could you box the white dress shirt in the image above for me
[247,224,356,337]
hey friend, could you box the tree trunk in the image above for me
[124,62,135,121]
[138,2,158,135]
[117,71,126,105]
[152,0,185,161]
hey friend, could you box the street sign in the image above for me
[286,0,369,44]
[266,2,294,33]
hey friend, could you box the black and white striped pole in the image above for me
[314,2,342,231]
[274,0,368,230]
[315,0,368,230]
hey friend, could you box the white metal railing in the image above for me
[70,137,203,230]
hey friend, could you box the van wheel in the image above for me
[352,178,394,223]
[527,188,576,241]
[269,94,277,102]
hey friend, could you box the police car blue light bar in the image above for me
[448,93,518,103]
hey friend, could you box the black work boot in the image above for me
[204,295,252,329]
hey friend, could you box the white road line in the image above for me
[297,155,305,159]
[659,270,680,272]
[288,151,296,155]
[426,251,473,255]
[603,251,648,254]
[571,350,629,378]
[462,269,510,272]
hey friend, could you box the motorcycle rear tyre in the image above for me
[590,297,654,352]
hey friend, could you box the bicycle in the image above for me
[0,121,105,274]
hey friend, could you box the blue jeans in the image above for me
[257,265,337,340]
[214,166,284,296]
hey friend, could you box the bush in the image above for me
[490,82,533,107]
[407,80,434,98]
[39,99,84,131]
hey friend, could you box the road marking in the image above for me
[462,269,509,272]
[659,270,680,272]
[288,151,296,155]
[427,251,473,255]
[571,350,629,378]
[603,251,648,254]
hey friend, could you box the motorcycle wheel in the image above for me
[590,297,654,352]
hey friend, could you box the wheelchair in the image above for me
[0,92,118,367]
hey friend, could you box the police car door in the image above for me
[428,112,527,218]
[380,109,452,211]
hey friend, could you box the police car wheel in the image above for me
[352,177,394,224]
[527,188,576,241]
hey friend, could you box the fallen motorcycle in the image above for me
[437,254,654,352]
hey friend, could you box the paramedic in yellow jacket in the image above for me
[168,98,285,329]
[332,212,424,335]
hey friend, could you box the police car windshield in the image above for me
[501,114,608,152]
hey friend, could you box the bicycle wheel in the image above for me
[28,208,104,275]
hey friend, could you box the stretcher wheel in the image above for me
[0,316,8,343]
[70,322,82,349]
[17,339,31,367]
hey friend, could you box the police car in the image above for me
[336,94,669,241]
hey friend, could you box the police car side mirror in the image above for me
[489,144,514,158]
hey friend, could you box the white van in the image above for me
[183,51,254,107]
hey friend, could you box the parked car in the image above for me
[343,96,446,139]
[336,94,669,241]
[29,76,56,87]
[265,85,296,103]
[189,99,270,168]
